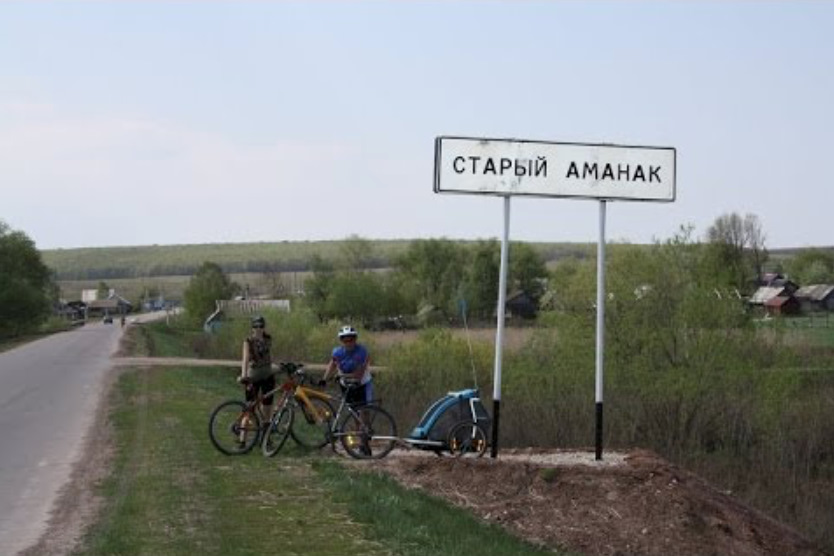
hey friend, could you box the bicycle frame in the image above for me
[294,382,399,448]
[293,384,353,442]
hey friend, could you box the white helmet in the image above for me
[338,325,358,339]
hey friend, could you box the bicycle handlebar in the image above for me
[239,361,305,385]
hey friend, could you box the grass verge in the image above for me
[72,365,566,556]
[314,459,568,556]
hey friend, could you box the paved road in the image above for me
[0,316,156,555]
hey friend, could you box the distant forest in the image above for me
[41,239,598,281]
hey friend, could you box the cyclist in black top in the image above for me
[238,315,275,426]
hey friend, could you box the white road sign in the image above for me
[435,136,676,202]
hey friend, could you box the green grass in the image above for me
[44,239,592,282]
[136,320,205,358]
[314,460,566,556]
[73,365,566,556]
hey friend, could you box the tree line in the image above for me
[0,220,58,338]
[180,214,834,328]
[182,236,551,327]
[4,212,832,339]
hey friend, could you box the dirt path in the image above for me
[111,356,328,372]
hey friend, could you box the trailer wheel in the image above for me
[447,421,487,458]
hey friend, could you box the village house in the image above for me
[794,284,834,312]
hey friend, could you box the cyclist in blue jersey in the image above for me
[320,325,373,405]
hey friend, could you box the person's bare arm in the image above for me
[322,359,336,382]
[239,341,250,381]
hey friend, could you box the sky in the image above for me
[1,1,832,251]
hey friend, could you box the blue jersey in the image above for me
[331,344,370,382]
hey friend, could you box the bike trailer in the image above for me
[406,388,491,448]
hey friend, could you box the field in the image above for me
[42,239,596,282]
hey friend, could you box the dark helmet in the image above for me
[251,315,266,329]
[338,325,358,339]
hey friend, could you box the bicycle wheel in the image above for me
[291,397,334,449]
[447,421,487,458]
[208,400,261,455]
[262,405,294,457]
[339,405,397,460]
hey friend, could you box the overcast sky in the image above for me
[1,1,832,250]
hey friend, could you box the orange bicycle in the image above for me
[262,365,397,459]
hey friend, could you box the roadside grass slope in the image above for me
[72,362,564,556]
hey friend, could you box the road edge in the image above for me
[16,357,124,556]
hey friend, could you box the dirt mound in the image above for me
[369,448,828,556]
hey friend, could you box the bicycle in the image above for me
[208,368,286,455]
[262,368,398,460]
[261,363,336,456]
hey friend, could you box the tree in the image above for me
[324,272,385,327]
[510,242,549,304]
[0,221,53,337]
[743,214,768,284]
[395,239,469,317]
[183,261,237,324]
[338,234,375,271]
[463,240,500,320]
[97,281,111,299]
[304,255,336,322]
[704,212,768,292]
[785,248,834,285]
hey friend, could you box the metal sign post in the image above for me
[434,136,676,459]
[595,200,607,460]
[491,195,511,458]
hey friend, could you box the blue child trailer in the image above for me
[404,388,491,455]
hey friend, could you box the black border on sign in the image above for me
[434,135,677,203]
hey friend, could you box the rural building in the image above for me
[748,286,790,306]
[794,284,834,312]
[80,289,132,316]
[768,278,799,295]
[81,290,132,317]
[764,295,800,316]
[143,295,170,312]
[55,300,86,322]
[204,299,291,332]
[506,291,538,320]
[85,295,132,317]
[760,274,799,293]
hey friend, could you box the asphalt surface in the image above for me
[0,320,126,555]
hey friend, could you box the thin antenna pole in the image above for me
[460,300,478,390]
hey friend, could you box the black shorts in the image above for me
[341,380,373,406]
[245,375,276,405]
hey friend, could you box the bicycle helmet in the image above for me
[337,325,358,339]
[251,315,266,328]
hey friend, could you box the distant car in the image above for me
[102,315,113,324]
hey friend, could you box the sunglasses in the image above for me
[341,336,356,342]
[252,324,264,329]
